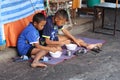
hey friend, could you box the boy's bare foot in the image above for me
[87,43,103,50]
[31,61,47,68]
[95,43,102,48]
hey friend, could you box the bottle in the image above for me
[66,50,72,56]
[42,56,49,62]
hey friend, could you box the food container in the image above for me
[66,44,77,50]
[49,51,62,58]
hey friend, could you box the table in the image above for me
[93,2,120,36]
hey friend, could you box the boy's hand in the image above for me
[74,39,81,46]
[50,47,57,52]
[61,40,71,46]
[56,46,62,51]
[50,47,62,52]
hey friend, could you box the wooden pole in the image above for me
[116,0,118,8]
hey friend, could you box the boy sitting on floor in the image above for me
[42,9,102,50]
[17,13,61,68]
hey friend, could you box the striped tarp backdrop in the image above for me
[0,0,44,46]
[0,0,44,24]
[0,23,5,46]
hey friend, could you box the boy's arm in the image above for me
[33,43,60,52]
[62,28,82,46]
[45,38,63,45]
[34,43,50,51]
[62,28,76,41]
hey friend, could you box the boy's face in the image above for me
[55,16,67,26]
[34,20,46,30]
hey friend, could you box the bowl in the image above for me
[66,44,77,50]
[49,51,62,58]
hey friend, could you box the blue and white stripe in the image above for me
[0,0,44,45]
[0,0,44,24]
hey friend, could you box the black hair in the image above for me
[55,9,68,21]
[32,13,46,23]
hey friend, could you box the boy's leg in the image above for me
[77,39,88,47]
[47,45,62,51]
[58,36,103,49]
[58,35,69,41]
[47,35,71,47]
[30,48,48,68]
[77,39,102,49]
[58,35,71,45]
[87,43,103,50]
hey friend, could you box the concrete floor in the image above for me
[0,30,120,80]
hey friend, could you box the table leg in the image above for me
[93,7,97,32]
[113,8,118,36]
[101,8,104,29]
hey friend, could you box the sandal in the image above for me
[75,48,87,56]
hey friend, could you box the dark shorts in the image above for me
[26,46,35,57]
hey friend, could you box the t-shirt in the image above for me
[17,23,40,56]
[39,30,46,46]
[42,16,63,41]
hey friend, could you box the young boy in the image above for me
[17,13,61,68]
[42,9,102,49]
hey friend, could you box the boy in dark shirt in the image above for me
[42,9,102,49]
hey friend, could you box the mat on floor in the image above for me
[13,37,105,64]
[40,37,105,65]
[40,48,80,65]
